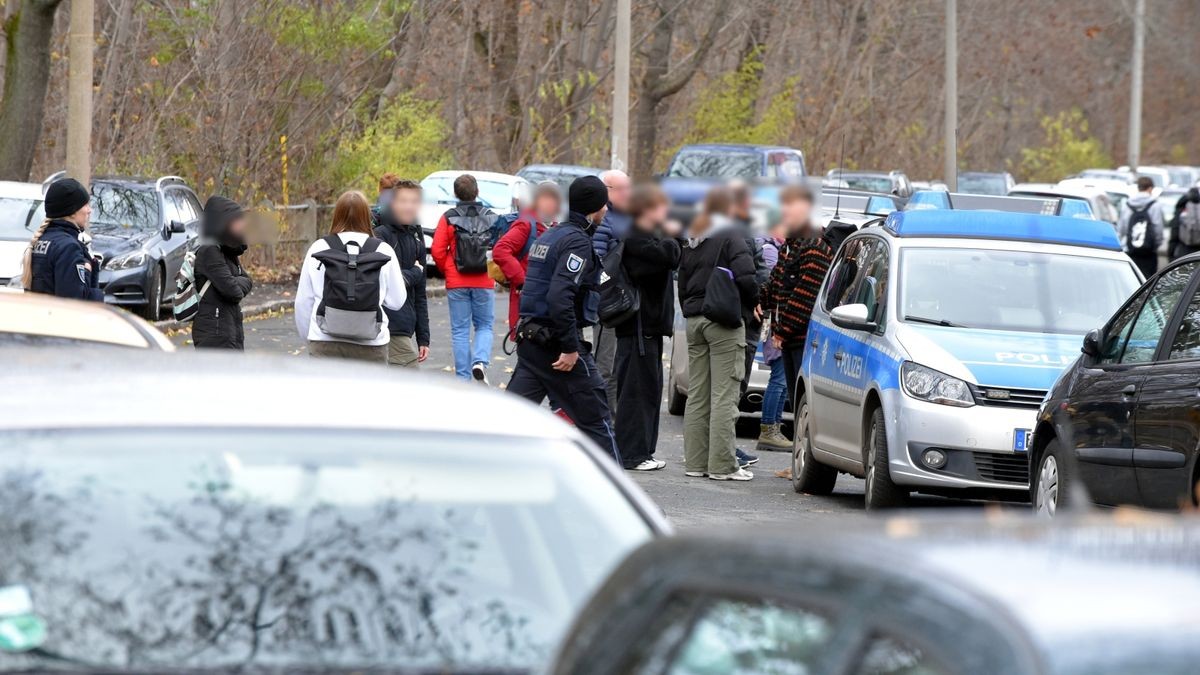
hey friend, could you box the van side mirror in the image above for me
[1082,328,1102,358]
[830,303,877,332]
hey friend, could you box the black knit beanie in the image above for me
[45,178,90,219]
[569,175,608,215]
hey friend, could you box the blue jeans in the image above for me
[447,288,494,379]
[761,357,789,424]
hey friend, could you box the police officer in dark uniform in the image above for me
[507,176,621,464]
[24,178,103,301]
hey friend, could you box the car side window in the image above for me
[853,632,949,675]
[823,238,881,316]
[161,190,186,226]
[1120,263,1196,364]
[182,191,203,223]
[622,594,834,675]
[1167,272,1200,361]
[1098,285,1149,365]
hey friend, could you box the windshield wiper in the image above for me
[904,315,967,328]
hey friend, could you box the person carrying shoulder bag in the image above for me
[676,187,759,482]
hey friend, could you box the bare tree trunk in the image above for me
[630,1,730,179]
[0,0,63,180]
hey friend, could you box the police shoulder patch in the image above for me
[76,263,88,285]
[565,253,584,273]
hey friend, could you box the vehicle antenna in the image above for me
[834,133,846,219]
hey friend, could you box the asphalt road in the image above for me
[172,293,1003,529]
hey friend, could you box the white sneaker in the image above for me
[684,470,707,478]
[472,363,489,385]
[630,459,665,471]
[709,468,754,481]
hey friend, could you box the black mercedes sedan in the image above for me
[1030,253,1200,515]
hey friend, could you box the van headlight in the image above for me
[901,362,974,408]
[104,251,147,271]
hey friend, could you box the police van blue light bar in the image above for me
[883,209,1121,251]
[904,190,1097,220]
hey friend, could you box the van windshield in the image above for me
[900,248,1141,334]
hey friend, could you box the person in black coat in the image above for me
[372,179,430,367]
[614,185,682,471]
[193,196,253,350]
[677,187,760,481]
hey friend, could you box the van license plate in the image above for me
[1013,429,1032,453]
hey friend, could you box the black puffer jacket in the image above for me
[193,197,253,350]
[677,218,758,320]
[373,213,430,345]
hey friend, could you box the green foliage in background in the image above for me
[266,1,402,61]
[330,94,451,192]
[683,49,796,148]
[1018,109,1112,183]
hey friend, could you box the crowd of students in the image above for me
[26,174,841,483]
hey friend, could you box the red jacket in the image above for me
[493,217,548,289]
[494,216,550,334]
[430,211,495,289]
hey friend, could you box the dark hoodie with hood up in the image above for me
[193,196,253,350]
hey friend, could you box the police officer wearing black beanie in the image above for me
[506,175,622,464]
[23,178,104,302]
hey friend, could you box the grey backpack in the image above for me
[311,235,391,340]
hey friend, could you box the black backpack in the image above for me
[1125,201,1157,254]
[598,240,640,327]
[447,204,493,274]
[310,235,392,340]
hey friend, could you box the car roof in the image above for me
[0,348,588,437]
[675,143,796,153]
[595,515,1200,670]
[0,181,44,200]
[880,208,1122,251]
[0,293,173,349]
[422,170,526,184]
[518,164,601,174]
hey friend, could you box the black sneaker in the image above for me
[472,363,489,385]
[736,448,759,468]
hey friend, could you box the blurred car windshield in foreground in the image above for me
[0,428,654,672]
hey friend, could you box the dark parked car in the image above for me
[1031,253,1200,515]
[0,349,668,673]
[548,518,1200,675]
[659,144,806,223]
[39,173,205,320]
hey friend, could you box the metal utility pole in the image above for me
[66,0,94,184]
[943,0,957,191]
[1128,0,1145,171]
[611,0,631,172]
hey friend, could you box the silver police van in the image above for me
[791,209,1142,509]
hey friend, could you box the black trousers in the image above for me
[1130,251,1158,278]
[507,339,621,465]
[615,334,664,468]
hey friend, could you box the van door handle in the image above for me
[834,350,845,362]
[810,340,818,350]
[1121,384,1138,398]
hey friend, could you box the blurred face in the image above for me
[391,187,421,223]
[637,200,669,231]
[534,194,560,222]
[604,173,632,211]
[226,214,248,239]
[781,198,812,236]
